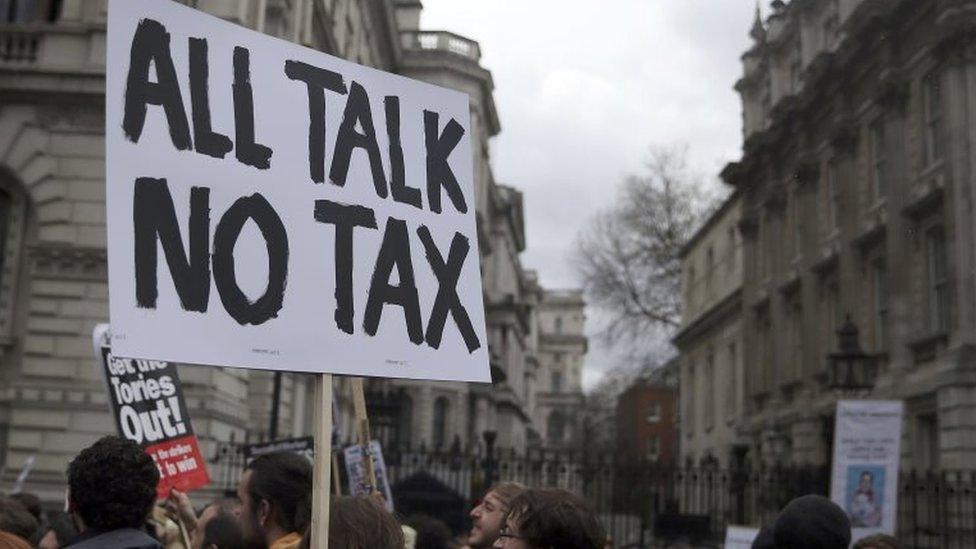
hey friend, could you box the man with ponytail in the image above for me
[237,452,312,549]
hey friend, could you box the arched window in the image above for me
[0,173,28,348]
[396,394,413,450]
[432,397,449,449]
[547,411,565,445]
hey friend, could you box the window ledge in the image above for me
[908,332,949,364]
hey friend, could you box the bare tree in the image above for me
[574,146,717,360]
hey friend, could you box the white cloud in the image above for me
[420,0,758,387]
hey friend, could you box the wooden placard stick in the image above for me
[349,377,379,495]
[310,374,333,548]
[331,450,342,495]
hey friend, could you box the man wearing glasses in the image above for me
[492,488,606,549]
[466,482,525,548]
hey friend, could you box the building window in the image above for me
[915,413,939,471]
[792,191,803,258]
[396,395,413,451]
[686,265,696,308]
[822,0,838,49]
[704,354,715,430]
[870,118,886,202]
[554,316,563,334]
[432,397,449,449]
[686,363,696,436]
[790,38,802,92]
[547,411,565,445]
[923,71,943,167]
[726,342,737,418]
[727,227,737,272]
[646,435,660,461]
[826,159,840,232]
[647,402,661,423]
[926,226,949,333]
[872,258,889,352]
[789,300,803,379]
[757,215,766,278]
[1,0,60,23]
[551,370,562,393]
[823,281,840,351]
[706,246,715,293]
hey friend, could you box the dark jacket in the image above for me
[65,527,162,549]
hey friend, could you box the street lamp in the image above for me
[825,314,878,390]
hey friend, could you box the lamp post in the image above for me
[825,314,878,391]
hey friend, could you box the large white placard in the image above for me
[106,0,489,381]
[830,400,903,540]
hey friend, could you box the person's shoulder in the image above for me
[65,528,162,549]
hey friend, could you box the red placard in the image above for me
[94,325,211,498]
[145,435,210,499]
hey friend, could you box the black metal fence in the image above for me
[209,443,976,548]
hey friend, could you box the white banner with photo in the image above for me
[830,399,903,540]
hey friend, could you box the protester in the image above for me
[467,482,525,549]
[198,508,244,549]
[238,451,311,549]
[751,494,851,549]
[853,533,899,549]
[38,512,79,549]
[7,494,41,524]
[166,489,243,549]
[323,495,404,549]
[495,488,605,549]
[0,531,31,549]
[404,514,452,549]
[64,435,161,548]
[0,497,37,544]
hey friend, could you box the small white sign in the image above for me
[106,0,488,382]
[724,525,760,549]
[830,400,903,540]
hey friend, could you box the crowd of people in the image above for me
[0,436,904,549]
[0,436,607,549]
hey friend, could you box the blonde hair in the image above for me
[0,532,31,549]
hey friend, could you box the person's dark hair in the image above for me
[67,435,159,531]
[244,452,312,534]
[203,509,244,549]
[505,489,605,549]
[328,495,404,549]
[7,494,40,522]
[853,533,899,549]
[773,494,850,549]
[404,514,452,549]
[43,511,79,547]
[0,497,37,542]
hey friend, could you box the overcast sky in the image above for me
[420,1,759,388]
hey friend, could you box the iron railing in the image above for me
[209,442,975,548]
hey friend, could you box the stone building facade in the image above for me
[721,0,976,469]
[673,193,747,467]
[530,289,587,449]
[0,0,582,502]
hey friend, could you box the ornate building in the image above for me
[721,0,976,469]
[0,0,584,502]
[531,288,587,449]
